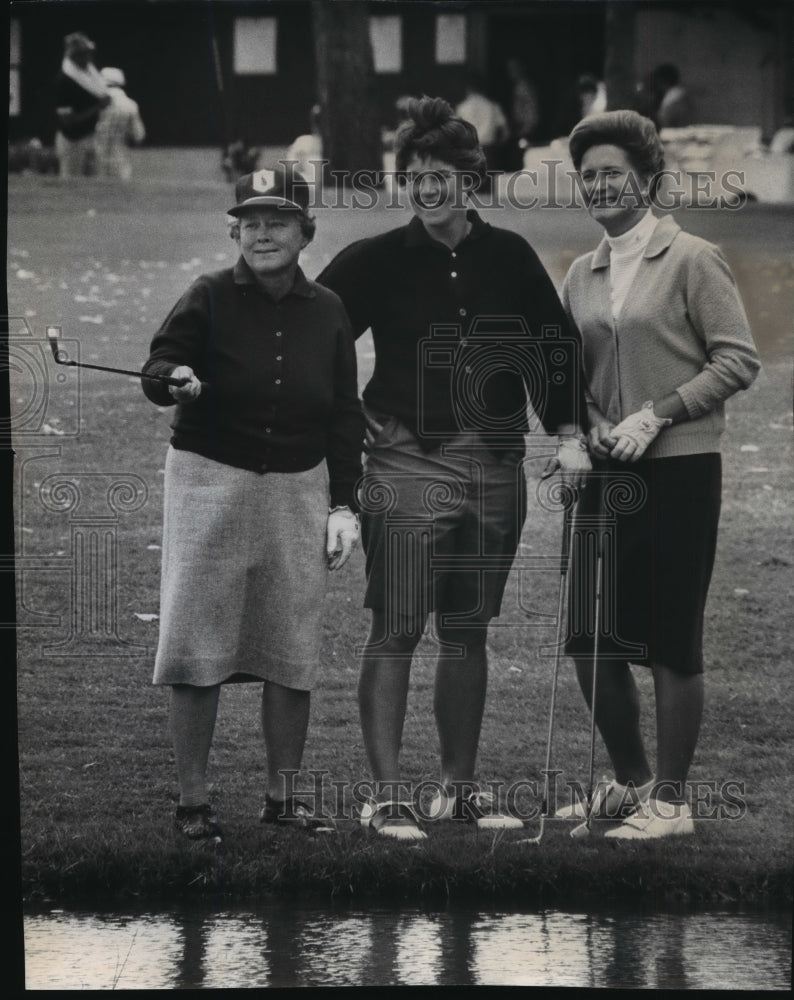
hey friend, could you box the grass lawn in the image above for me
[7,168,793,909]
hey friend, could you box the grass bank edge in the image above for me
[21,827,794,910]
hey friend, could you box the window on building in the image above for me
[10,18,21,115]
[435,13,466,65]
[234,17,277,75]
[370,15,402,74]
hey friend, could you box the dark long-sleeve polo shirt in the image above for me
[317,210,585,450]
[142,260,365,510]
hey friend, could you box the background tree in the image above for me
[311,0,383,185]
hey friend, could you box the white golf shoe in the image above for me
[604,798,695,840]
[555,776,655,821]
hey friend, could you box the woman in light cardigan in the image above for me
[557,110,760,839]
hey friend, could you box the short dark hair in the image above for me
[394,95,487,184]
[568,109,665,178]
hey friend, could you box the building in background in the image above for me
[8,1,792,151]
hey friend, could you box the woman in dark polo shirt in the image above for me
[142,167,364,842]
[318,96,590,839]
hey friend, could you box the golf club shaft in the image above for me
[520,494,578,845]
[46,327,209,388]
[584,508,604,830]
[540,503,574,813]
[56,358,196,386]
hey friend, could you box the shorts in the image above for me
[358,417,527,626]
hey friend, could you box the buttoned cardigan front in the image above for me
[561,215,760,459]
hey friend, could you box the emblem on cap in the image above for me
[251,169,277,193]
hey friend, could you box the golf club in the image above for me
[46,326,209,389]
[570,487,605,841]
[518,486,577,846]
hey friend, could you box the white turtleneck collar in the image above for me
[606,209,658,255]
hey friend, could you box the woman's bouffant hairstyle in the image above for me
[394,95,487,185]
[569,109,665,178]
[227,209,316,244]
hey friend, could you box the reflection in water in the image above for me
[24,904,792,990]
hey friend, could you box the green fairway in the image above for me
[7,167,793,908]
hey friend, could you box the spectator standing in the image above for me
[505,57,540,167]
[285,104,324,184]
[455,74,509,171]
[54,32,110,178]
[95,67,146,180]
[577,73,607,120]
[652,63,694,129]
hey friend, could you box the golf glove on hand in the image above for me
[326,506,360,570]
[543,433,591,488]
[168,365,202,401]
[610,402,672,462]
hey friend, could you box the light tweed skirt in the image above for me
[153,446,329,691]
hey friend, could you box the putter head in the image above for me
[46,326,69,364]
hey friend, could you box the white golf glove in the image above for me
[610,402,672,462]
[326,506,360,570]
[168,365,203,401]
[542,433,592,488]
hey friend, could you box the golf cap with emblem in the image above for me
[228,166,311,216]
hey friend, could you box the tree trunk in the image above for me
[311,0,383,186]
[603,2,637,112]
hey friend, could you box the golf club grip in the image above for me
[159,374,211,390]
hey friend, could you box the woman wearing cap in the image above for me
[557,110,760,839]
[142,167,365,842]
[318,96,589,840]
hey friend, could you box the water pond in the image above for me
[24,901,792,989]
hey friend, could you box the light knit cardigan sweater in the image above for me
[561,214,761,459]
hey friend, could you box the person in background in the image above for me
[505,57,540,167]
[285,104,324,189]
[95,67,146,180]
[557,110,759,839]
[54,32,110,178]
[319,96,589,841]
[577,73,607,120]
[142,167,364,843]
[652,63,694,129]
[455,73,509,173]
